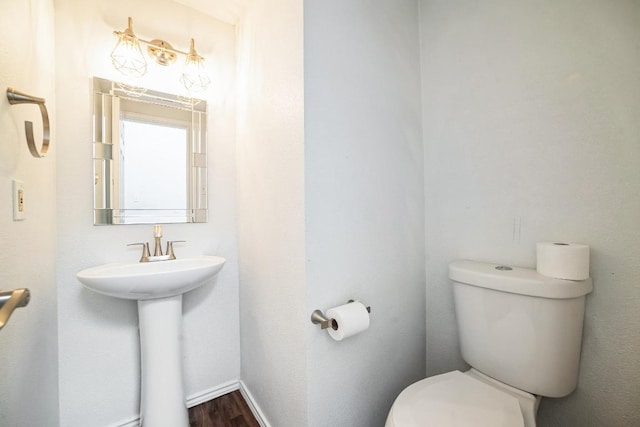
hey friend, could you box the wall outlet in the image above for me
[12,179,25,221]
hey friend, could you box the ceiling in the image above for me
[171,0,249,24]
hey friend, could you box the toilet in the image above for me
[386,260,593,427]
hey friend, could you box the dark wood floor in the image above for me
[189,390,260,427]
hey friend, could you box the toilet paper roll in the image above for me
[536,242,590,280]
[326,301,370,341]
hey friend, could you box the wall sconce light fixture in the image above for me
[110,17,210,93]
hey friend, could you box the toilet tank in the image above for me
[449,260,593,398]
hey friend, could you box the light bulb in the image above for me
[179,39,210,93]
[110,18,147,78]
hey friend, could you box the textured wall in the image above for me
[236,0,308,426]
[420,0,640,426]
[0,0,59,426]
[304,1,425,426]
[54,1,240,425]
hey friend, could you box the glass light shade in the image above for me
[179,39,210,93]
[111,33,148,78]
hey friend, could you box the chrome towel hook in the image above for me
[6,87,50,158]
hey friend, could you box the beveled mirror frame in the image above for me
[92,77,207,225]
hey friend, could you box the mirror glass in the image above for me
[92,77,207,225]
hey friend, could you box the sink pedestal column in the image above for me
[138,294,188,427]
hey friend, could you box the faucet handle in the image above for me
[165,240,186,260]
[127,242,150,262]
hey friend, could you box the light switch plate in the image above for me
[12,179,25,221]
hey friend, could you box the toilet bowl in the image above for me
[386,260,592,427]
[386,369,540,427]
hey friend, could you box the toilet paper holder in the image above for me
[311,300,371,330]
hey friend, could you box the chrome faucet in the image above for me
[127,242,151,262]
[153,224,163,256]
[128,225,185,262]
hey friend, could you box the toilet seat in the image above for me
[388,371,525,427]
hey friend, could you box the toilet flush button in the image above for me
[495,265,513,271]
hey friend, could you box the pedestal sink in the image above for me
[77,256,225,427]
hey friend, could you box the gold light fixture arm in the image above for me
[187,38,202,60]
[114,17,136,38]
[114,18,190,58]
[6,88,50,158]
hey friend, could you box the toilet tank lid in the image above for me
[449,260,593,299]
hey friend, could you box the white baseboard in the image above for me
[186,379,240,408]
[111,379,243,427]
[109,416,140,427]
[239,380,271,427]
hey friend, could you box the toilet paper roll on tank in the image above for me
[536,242,590,281]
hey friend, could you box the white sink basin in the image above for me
[77,256,225,300]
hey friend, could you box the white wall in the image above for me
[236,0,308,425]
[420,0,640,426]
[54,1,239,425]
[304,1,425,426]
[237,1,425,425]
[0,1,59,426]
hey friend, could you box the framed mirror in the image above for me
[92,77,207,225]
